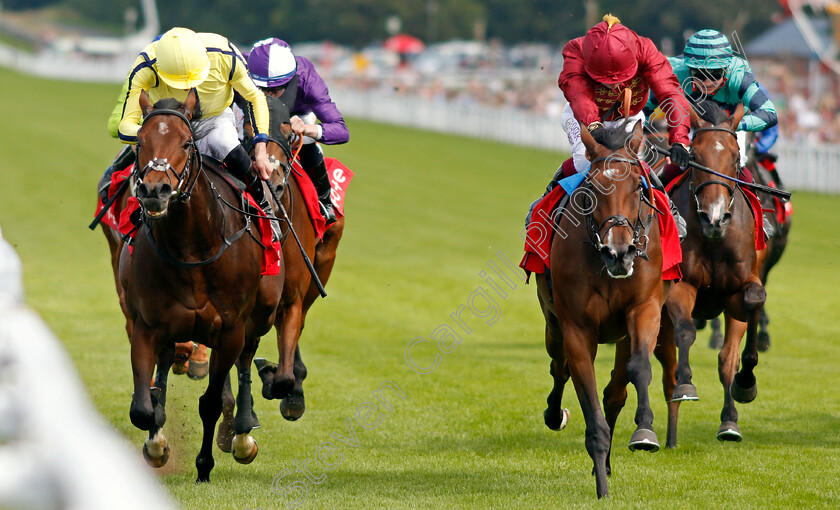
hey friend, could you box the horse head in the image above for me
[134,89,199,220]
[580,119,648,278]
[688,100,745,239]
[262,95,296,192]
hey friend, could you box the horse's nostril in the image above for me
[720,213,732,226]
[600,246,617,264]
[160,183,173,197]
[137,183,149,198]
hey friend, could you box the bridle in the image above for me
[689,126,741,215]
[134,108,202,203]
[584,155,657,262]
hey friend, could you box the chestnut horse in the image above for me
[120,90,283,482]
[536,120,676,498]
[660,101,767,441]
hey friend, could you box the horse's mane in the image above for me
[690,98,729,126]
[152,96,203,120]
[601,119,639,151]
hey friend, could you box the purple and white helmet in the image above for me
[248,37,297,88]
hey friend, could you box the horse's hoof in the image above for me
[543,407,570,431]
[731,375,757,404]
[671,384,699,402]
[270,376,294,400]
[142,440,170,468]
[232,434,259,464]
[717,421,742,442]
[628,428,660,452]
[757,331,771,352]
[254,358,278,400]
[280,395,306,421]
[187,361,208,380]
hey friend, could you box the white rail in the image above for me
[0,226,178,510]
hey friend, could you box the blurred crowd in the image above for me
[299,39,840,146]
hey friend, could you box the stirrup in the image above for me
[319,199,336,226]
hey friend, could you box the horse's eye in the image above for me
[183,142,190,151]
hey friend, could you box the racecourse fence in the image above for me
[332,86,840,194]
[0,226,178,510]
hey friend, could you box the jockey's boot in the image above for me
[224,145,282,241]
[649,171,687,240]
[98,146,136,203]
[305,160,337,226]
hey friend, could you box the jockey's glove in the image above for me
[587,122,608,146]
[669,143,692,167]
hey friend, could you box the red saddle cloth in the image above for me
[290,157,353,240]
[520,169,683,282]
[93,164,282,276]
[664,170,766,252]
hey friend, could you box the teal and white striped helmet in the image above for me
[684,29,732,69]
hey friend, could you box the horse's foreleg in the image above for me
[653,313,680,449]
[196,330,243,483]
[271,302,302,400]
[230,336,260,464]
[130,323,170,467]
[717,314,748,441]
[665,283,700,401]
[709,316,724,349]
[602,339,630,476]
[280,345,308,421]
[731,278,765,404]
[625,301,661,453]
[757,307,771,352]
[563,327,610,499]
[543,307,570,432]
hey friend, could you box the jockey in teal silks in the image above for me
[647,29,778,185]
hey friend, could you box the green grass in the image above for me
[2,65,840,509]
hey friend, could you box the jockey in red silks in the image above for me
[549,14,693,237]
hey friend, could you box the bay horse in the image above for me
[660,100,767,441]
[216,96,345,452]
[706,136,792,351]
[536,120,677,498]
[120,89,283,482]
[99,157,210,379]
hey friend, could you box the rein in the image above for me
[136,108,256,269]
[688,126,742,215]
[584,156,657,262]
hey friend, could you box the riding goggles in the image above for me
[690,67,726,81]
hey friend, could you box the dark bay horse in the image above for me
[99,156,210,379]
[706,137,792,351]
[661,101,767,441]
[216,99,346,452]
[120,90,283,481]
[257,133,345,420]
[536,120,676,498]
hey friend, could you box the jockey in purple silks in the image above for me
[247,38,350,225]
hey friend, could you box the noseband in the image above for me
[135,108,201,202]
[690,126,740,213]
[585,156,656,261]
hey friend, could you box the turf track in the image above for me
[1,67,839,508]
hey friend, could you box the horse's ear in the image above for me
[579,122,600,160]
[728,102,745,131]
[688,105,706,130]
[139,90,153,117]
[627,120,644,154]
[182,88,198,120]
